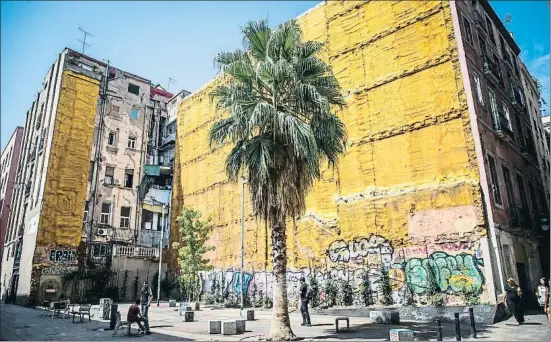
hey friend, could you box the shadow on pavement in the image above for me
[313,321,491,340]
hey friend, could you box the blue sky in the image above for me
[1,1,549,150]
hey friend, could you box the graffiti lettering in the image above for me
[327,235,393,267]
[405,252,484,295]
[42,266,79,276]
[49,249,77,264]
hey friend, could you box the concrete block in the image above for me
[389,328,414,341]
[179,303,192,316]
[222,320,237,335]
[370,310,399,324]
[236,319,246,333]
[184,311,194,322]
[208,320,222,334]
[189,302,200,311]
[169,300,176,307]
[246,309,255,321]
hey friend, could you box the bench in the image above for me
[51,302,67,319]
[335,316,350,332]
[72,304,91,323]
[113,312,143,336]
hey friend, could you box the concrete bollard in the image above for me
[179,303,192,316]
[189,302,200,311]
[99,298,112,320]
[184,311,194,322]
[168,300,176,307]
[246,309,255,321]
[236,319,246,333]
[222,320,237,335]
[208,320,222,334]
[389,328,415,341]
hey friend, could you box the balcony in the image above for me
[112,245,159,259]
[492,110,514,141]
[483,55,501,85]
[520,136,538,163]
[510,86,525,112]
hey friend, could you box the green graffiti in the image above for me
[405,252,484,295]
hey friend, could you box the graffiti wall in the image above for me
[172,0,491,305]
[199,234,485,306]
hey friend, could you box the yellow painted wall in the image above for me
[34,70,100,266]
[173,1,487,303]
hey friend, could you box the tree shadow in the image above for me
[310,321,494,340]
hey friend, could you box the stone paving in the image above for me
[1,302,549,341]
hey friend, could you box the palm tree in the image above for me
[209,19,347,340]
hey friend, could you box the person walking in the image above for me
[505,277,525,325]
[537,278,549,311]
[299,277,311,327]
[544,281,550,326]
[140,281,153,330]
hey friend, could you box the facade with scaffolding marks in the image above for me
[0,48,185,305]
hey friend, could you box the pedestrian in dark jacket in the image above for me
[505,278,524,325]
[299,277,311,327]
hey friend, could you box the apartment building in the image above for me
[170,0,549,307]
[0,127,24,272]
[1,48,174,305]
[519,62,550,201]
[457,0,550,290]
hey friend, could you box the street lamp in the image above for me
[240,177,248,315]
[157,203,167,306]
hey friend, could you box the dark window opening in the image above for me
[463,17,473,46]
[128,83,140,95]
[487,155,502,205]
[124,169,134,188]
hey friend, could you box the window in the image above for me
[463,17,473,46]
[105,166,114,185]
[473,72,484,105]
[478,32,487,56]
[142,210,153,230]
[488,88,498,117]
[127,136,136,149]
[120,207,131,228]
[124,169,134,188]
[130,108,139,120]
[108,132,116,146]
[112,104,120,113]
[486,17,495,44]
[515,174,529,210]
[88,161,95,181]
[502,166,515,208]
[93,244,109,257]
[83,200,89,224]
[128,83,140,95]
[502,102,512,129]
[487,154,502,205]
[100,203,111,224]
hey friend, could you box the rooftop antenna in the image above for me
[168,77,177,90]
[78,27,93,54]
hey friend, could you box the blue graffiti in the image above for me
[232,272,253,295]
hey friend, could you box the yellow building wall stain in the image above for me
[172,1,487,303]
[34,70,100,264]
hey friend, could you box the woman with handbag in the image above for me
[505,278,525,325]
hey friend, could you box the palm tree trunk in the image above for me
[268,217,296,341]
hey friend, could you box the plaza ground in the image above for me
[0,302,549,341]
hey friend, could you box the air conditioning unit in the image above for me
[97,228,108,236]
[114,179,120,185]
[104,178,113,185]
